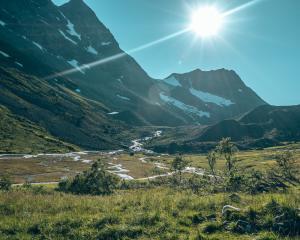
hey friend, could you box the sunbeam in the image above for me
[45,29,189,80]
[45,0,267,80]
[222,0,264,17]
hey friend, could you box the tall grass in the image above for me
[0,187,299,239]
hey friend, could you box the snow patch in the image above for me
[189,88,234,107]
[59,11,81,40]
[67,59,85,74]
[86,45,98,55]
[160,93,210,118]
[117,94,130,101]
[108,112,119,115]
[108,163,134,180]
[66,20,81,40]
[117,174,134,180]
[0,20,6,26]
[163,76,182,87]
[0,50,9,58]
[82,160,92,164]
[59,30,77,45]
[154,131,162,137]
[101,41,112,46]
[32,41,44,51]
[75,88,81,93]
[238,89,243,93]
[130,140,143,152]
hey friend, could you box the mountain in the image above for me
[149,105,300,153]
[0,66,130,150]
[0,0,186,127]
[155,69,266,124]
[0,0,266,123]
[198,105,300,142]
[0,0,271,152]
[0,104,78,153]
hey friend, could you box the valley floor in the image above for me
[1,142,300,184]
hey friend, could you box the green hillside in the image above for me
[0,105,78,154]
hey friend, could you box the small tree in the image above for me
[207,150,217,180]
[171,155,188,182]
[0,175,12,191]
[275,151,298,181]
[216,138,237,173]
[58,160,119,195]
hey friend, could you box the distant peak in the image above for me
[63,0,86,7]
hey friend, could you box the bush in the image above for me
[58,160,119,195]
[245,170,287,194]
[216,138,238,173]
[171,155,188,182]
[223,171,245,192]
[0,176,11,191]
[274,151,298,181]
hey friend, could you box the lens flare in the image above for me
[190,6,223,37]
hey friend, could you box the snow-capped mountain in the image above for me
[154,69,266,124]
[0,0,268,150]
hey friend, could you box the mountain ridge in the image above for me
[0,0,289,153]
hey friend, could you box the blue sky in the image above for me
[53,0,300,106]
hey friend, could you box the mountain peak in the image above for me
[61,0,91,12]
[68,0,85,5]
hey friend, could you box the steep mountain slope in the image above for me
[0,0,266,128]
[0,105,78,153]
[0,66,127,150]
[0,0,186,126]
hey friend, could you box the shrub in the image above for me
[223,171,245,192]
[58,160,119,195]
[245,170,287,194]
[216,138,238,173]
[274,151,298,181]
[171,155,188,182]
[207,150,217,180]
[0,175,11,191]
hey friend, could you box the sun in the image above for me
[190,6,223,37]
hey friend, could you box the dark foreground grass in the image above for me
[0,187,299,240]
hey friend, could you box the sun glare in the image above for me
[190,6,223,37]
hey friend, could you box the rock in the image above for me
[235,220,251,233]
[222,205,241,215]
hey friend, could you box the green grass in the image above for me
[0,187,299,239]
[0,105,79,154]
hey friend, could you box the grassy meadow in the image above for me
[0,187,299,240]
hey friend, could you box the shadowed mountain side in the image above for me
[0,105,78,153]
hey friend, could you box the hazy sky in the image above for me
[53,0,300,106]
